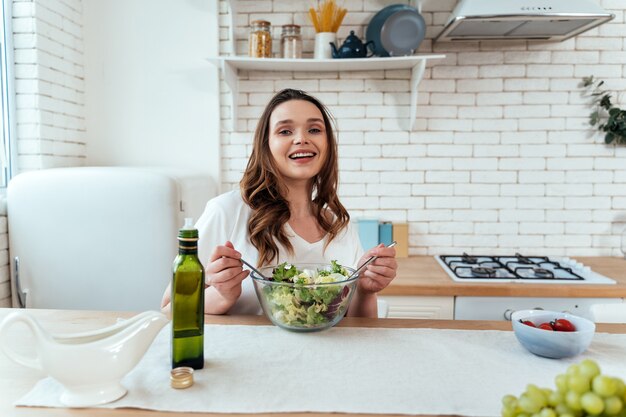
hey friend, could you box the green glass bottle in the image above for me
[171,218,204,369]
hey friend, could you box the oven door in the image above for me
[454,296,624,321]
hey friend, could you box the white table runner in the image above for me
[17,324,626,416]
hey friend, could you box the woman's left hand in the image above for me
[356,244,397,294]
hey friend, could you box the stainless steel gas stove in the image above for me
[436,253,616,284]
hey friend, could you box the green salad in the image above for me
[261,261,353,328]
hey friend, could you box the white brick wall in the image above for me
[4,0,86,305]
[12,0,86,173]
[217,0,626,257]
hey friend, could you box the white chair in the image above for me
[590,303,626,323]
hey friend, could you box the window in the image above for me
[0,0,15,187]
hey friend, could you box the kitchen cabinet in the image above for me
[209,0,445,130]
[378,295,454,319]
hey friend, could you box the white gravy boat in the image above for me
[0,310,168,407]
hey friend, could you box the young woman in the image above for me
[162,89,397,317]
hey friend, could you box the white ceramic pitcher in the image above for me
[0,310,168,407]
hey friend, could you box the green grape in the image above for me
[593,375,618,397]
[565,391,583,411]
[581,391,604,415]
[540,407,557,417]
[502,394,518,409]
[556,374,569,392]
[604,396,624,415]
[527,384,548,408]
[579,359,601,380]
[559,414,575,417]
[501,407,516,417]
[567,364,580,376]
[549,390,564,407]
[614,378,625,397]
[604,396,624,416]
[519,393,542,414]
[501,394,519,417]
[555,402,573,415]
[568,374,591,394]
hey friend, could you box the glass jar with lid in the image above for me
[249,20,272,58]
[280,24,302,59]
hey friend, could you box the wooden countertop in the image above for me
[382,256,626,298]
[1,308,625,417]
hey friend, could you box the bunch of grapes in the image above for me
[502,359,626,417]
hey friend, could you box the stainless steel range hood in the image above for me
[435,0,615,42]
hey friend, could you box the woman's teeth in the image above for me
[289,152,315,159]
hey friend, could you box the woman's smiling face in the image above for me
[268,99,328,185]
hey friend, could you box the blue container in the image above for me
[357,219,379,250]
[379,222,393,246]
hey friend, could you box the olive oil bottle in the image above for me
[171,218,204,369]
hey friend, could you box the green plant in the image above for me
[581,76,626,145]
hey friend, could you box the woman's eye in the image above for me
[309,128,321,134]
[278,129,291,135]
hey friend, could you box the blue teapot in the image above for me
[330,31,374,59]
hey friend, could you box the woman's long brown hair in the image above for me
[240,89,349,267]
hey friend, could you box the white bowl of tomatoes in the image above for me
[511,309,596,359]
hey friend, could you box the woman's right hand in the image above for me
[204,241,249,313]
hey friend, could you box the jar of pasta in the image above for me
[249,20,272,58]
[280,24,302,59]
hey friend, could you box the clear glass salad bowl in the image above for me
[250,262,358,332]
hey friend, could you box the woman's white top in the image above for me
[195,190,364,315]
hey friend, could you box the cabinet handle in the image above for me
[503,309,514,321]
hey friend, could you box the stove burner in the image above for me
[515,252,533,264]
[533,268,554,278]
[471,266,496,277]
[437,254,604,282]
[462,252,478,264]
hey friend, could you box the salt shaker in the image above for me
[280,24,302,59]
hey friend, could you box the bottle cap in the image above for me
[170,366,194,389]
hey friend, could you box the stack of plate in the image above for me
[366,4,426,57]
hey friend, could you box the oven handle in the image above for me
[503,307,544,321]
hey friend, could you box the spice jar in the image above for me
[249,20,272,58]
[280,24,302,59]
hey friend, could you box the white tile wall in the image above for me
[218,0,626,256]
[12,0,86,173]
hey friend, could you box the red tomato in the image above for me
[520,320,536,327]
[551,318,576,332]
[538,322,553,331]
